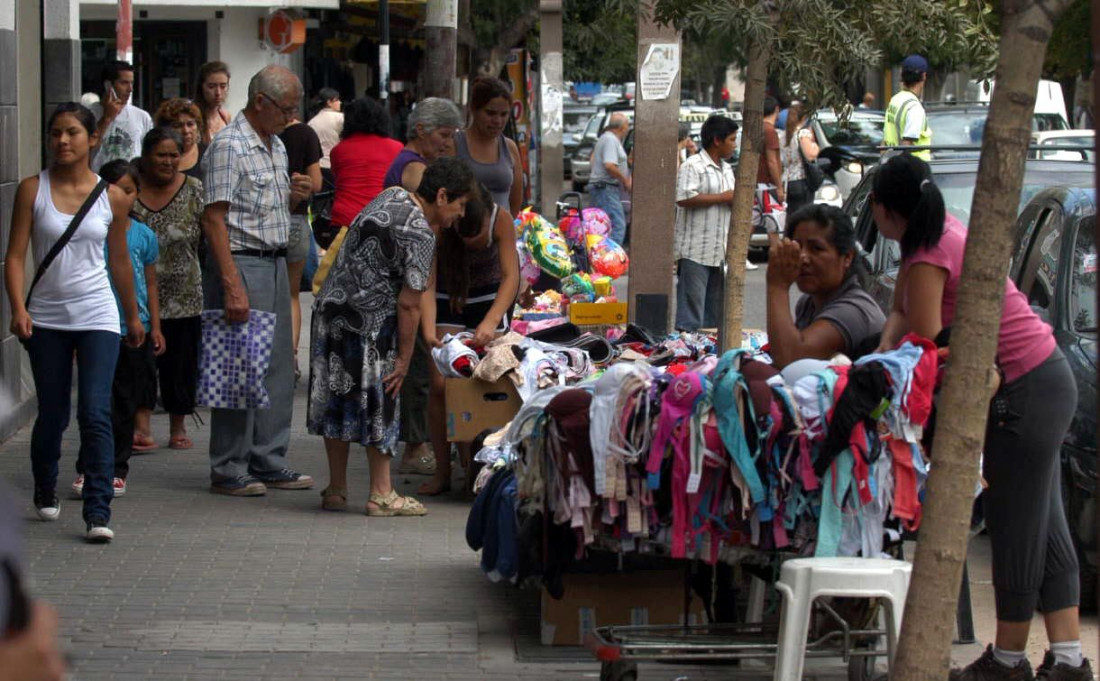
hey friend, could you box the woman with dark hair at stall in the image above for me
[4,102,144,542]
[455,77,523,215]
[154,98,205,181]
[765,203,884,369]
[133,127,205,451]
[329,97,404,235]
[194,61,231,145]
[418,183,519,495]
[869,153,1091,681]
[308,157,475,517]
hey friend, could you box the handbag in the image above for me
[311,225,348,295]
[25,178,108,308]
[196,309,278,410]
[798,129,825,194]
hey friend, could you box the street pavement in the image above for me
[1,275,1096,680]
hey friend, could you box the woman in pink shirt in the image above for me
[872,154,1089,681]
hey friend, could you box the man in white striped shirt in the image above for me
[674,115,739,331]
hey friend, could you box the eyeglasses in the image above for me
[259,92,298,117]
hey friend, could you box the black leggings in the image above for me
[982,348,1079,621]
[157,316,201,416]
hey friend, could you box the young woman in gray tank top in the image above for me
[455,77,523,215]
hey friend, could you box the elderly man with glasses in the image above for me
[201,65,315,496]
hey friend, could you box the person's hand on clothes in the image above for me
[0,601,66,681]
[10,311,32,340]
[421,328,443,350]
[223,279,250,324]
[151,329,166,356]
[472,319,499,348]
[765,236,801,289]
[290,172,312,206]
[383,355,410,396]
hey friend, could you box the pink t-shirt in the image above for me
[902,213,1055,383]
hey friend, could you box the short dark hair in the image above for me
[47,102,96,137]
[341,96,392,139]
[102,60,134,85]
[99,158,141,189]
[141,126,183,159]
[308,87,341,119]
[871,153,946,258]
[785,204,866,282]
[901,68,925,87]
[763,95,780,117]
[416,156,475,203]
[699,115,739,151]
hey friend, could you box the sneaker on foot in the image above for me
[950,645,1035,681]
[1037,651,1093,681]
[210,475,267,497]
[71,475,84,498]
[113,477,127,497]
[745,259,759,271]
[86,520,114,543]
[34,489,60,522]
[252,468,314,490]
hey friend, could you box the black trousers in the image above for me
[157,316,200,416]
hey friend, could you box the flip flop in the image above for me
[132,434,158,452]
[168,435,193,450]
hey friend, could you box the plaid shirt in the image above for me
[674,150,735,267]
[202,112,291,251]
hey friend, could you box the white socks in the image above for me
[1051,640,1085,667]
[992,646,1027,668]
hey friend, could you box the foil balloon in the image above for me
[561,272,595,303]
[586,234,629,280]
[515,240,542,286]
[558,210,585,246]
[581,207,611,238]
[521,210,574,279]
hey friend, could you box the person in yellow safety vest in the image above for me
[883,54,932,161]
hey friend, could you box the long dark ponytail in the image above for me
[439,183,492,314]
[871,153,946,258]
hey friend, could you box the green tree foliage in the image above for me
[563,1,637,84]
[1043,0,1090,79]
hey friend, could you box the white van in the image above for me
[968,79,1070,131]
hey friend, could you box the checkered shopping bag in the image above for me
[197,309,278,410]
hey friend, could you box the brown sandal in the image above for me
[320,487,347,512]
[366,489,427,517]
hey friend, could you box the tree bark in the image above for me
[721,32,771,349]
[892,1,1072,678]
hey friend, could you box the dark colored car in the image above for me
[845,156,1098,610]
[563,104,599,178]
[1008,187,1097,609]
[810,109,885,200]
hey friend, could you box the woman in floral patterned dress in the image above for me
[133,127,204,450]
[308,157,474,516]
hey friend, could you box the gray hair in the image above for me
[407,97,462,139]
[246,65,302,110]
[607,112,628,130]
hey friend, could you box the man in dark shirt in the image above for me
[756,95,785,204]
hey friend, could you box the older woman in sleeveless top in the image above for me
[454,77,522,215]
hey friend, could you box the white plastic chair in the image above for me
[773,557,912,681]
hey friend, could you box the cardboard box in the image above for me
[540,571,706,646]
[568,302,628,326]
[444,377,521,442]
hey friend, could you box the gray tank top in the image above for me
[455,130,514,210]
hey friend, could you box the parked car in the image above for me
[563,104,599,178]
[1031,129,1095,161]
[809,109,885,200]
[571,101,635,191]
[1008,187,1097,610]
[923,103,1070,152]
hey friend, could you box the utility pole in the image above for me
[378,0,389,100]
[626,1,680,336]
[538,0,564,214]
[424,0,457,99]
[116,0,132,62]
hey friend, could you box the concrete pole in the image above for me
[115,0,132,63]
[378,0,389,100]
[424,0,457,99]
[538,0,563,214]
[626,1,680,336]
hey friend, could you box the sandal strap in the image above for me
[368,489,400,508]
[321,487,348,499]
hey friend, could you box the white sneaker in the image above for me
[86,521,114,543]
[745,259,759,271]
[34,491,60,522]
[113,477,127,497]
[71,475,84,498]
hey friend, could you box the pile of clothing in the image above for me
[466,334,940,591]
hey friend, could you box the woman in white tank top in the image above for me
[3,102,144,543]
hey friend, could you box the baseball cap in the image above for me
[901,55,929,73]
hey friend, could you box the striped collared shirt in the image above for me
[674,150,735,267]
[202,112,291,251]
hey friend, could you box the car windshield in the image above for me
[1071,216,1097,334]
[564,111,593,135]
[926,111,988,145]
[936,168,1095,226]
[1039,135,1094,161]
[817,115,885,147]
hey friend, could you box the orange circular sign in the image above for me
[265,11,305,54]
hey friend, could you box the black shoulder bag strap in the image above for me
[25,178,109,308]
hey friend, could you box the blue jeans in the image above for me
[675,259,723,332]
[25,327,119,523]
[589,183,627,245]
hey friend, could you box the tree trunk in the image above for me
[711,65,726,108]
[891,1,1072,678]
[721,34,771,349]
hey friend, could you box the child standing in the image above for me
[72,159,164,499]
